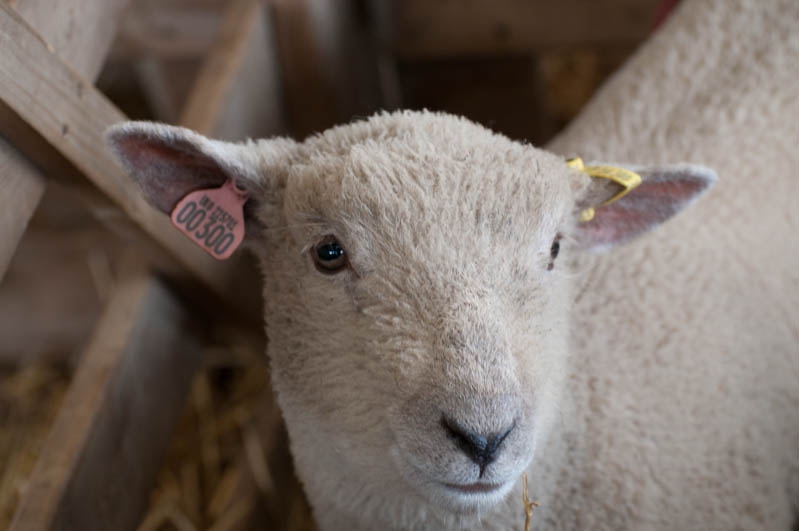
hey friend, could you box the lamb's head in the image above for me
[106,110,715,518]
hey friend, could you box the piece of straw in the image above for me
[193,373,221,492]
[137,503,197,531]
[242,423,273,495]
[522,473,540,531]
[207,498,254,531]
[207,466,241,520]
[180,461,201,524]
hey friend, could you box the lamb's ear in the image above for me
[105,121,295,238]
[573,164,717,250]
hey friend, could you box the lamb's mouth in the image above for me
[441,481,504,495]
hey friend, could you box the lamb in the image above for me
[104,0,799,528]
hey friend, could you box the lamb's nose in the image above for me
[441,416,516,477]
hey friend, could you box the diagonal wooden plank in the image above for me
[13,0,130,81]
[167,3,290,528]
[378,0,661,58]
[0,2,261,319]
[180,0,286,139]
[0,0,131,281]
[110,1,222,62]
[271,0,380,137]
[0,138,45,281]
[10,266,205,531]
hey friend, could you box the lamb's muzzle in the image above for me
[441,415,516,477]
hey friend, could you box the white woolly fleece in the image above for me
[542,0,799,528]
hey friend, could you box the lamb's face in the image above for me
[253,114,577,513]
[106,110,715,520]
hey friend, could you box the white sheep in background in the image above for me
[105,0,798,528]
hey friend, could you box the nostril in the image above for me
[442,416,488,455]
[441,416,516,476]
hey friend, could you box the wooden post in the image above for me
[0,2,262,320]
[10,267,205,531]
[0,141,46,281]
[180,0,287,140]
[271,0,380,137]
[13,0,129,80]
[378,0,660,58]
[170,3,297,527]
[0,0,131,280]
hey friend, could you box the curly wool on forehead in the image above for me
[290,110,576,242]
[302,110,495,157]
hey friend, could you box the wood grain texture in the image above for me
[0,0,130,281]
[110,1,222,61]
[0,2,262,318]
[272,0,380,137]
[378,0,661,58]
[180,0,286,139]
[10,269,205,531]
[0,225,120,363]
[180,4,292,527]
[0,137,45,282]
[12,0,129,81]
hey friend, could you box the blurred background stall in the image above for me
[0,0,667,529]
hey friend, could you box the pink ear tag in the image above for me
[170,179,249,260]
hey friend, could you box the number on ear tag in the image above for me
[170,179,249,260]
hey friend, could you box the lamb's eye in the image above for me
[312,236,348,274]
[548,235,561,271]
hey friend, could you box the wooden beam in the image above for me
[0,137,45,282]
[181,0,286,139]
[377,0,661,58]
[0,0,130,281]
[134,59,182,124]
[13,0,129,81]
[109,2,223,62]
[396,55,556,144]
[0,2,262,319]
[10,268,205,531]
[0,224,120,364]
[176,4,295,527]
[271,0,380,137]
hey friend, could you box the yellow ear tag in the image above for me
[565,157,642,222]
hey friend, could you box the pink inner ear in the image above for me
[576,171,712,250]
[636,178,706,202]
[578,206,647,247]
[114,135,228,214]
